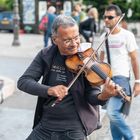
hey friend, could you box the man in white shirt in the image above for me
[100,4,140,140]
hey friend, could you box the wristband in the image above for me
[135,80,140,83]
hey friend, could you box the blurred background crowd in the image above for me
[0,0,140,43]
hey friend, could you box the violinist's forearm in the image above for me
[86,92,106,106]
[98,90,118,101]
[84,79,105,105]
[97,92,110,101]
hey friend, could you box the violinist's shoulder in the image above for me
[42,45,57,56]
[78,42,92,52]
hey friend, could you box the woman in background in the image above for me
[79,7,99,43]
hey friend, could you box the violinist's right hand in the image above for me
[98,77,119,100]
[48,85,68,101]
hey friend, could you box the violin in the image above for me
[65,47,131,102]
[66,48,112,86]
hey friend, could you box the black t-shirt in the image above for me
[41,51,84,131]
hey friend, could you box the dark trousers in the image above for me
[26,123,86,140]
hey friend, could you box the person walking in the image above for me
[100,4,140,140]
[74,3,86,24]
[79,7,99,43]
[43,6,56,48]
[17,15,120,140]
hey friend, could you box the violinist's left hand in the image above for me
[98,77,119,100]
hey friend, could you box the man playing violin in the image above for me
[18,15,119,140]
[100,4,140,140]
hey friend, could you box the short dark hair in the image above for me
[105,4,122,16]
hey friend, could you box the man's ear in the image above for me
[52,37,57,45]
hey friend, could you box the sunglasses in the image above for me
[103,15,116,20]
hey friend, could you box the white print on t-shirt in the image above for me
[100,28,138,77]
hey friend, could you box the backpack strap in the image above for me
[105,33,111,65]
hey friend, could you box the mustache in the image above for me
[67,47,77,51]
[66,45,79,51]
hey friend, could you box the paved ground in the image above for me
[89,96,140,140]
[0,32,42,140]
[0,32,140,140]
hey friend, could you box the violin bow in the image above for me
[51,13,126,107]
[67,13,125,90]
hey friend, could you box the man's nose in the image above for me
[70,39,77,46]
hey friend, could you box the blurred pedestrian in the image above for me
[121,19,128,29]
[71,9,80,24]
[17,15,119,140]
[40,6,56,48]
[100,4,140,140]
[74,3,86,24]
[79,7,99,43]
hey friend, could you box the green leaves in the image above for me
[130,0,140,21]
[0,0,14,11]
[82,0,140,21]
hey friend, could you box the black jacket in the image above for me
[79,18,97,42]
[17,45,106,136]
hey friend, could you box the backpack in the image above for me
[39,15,48,32]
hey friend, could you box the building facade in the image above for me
[19,0,75,33]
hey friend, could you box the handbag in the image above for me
[39,15,48,31]
[121,100,132,117]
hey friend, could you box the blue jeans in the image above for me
[44,32,52,48]
[26,122,86,140]
[107,76,134,140]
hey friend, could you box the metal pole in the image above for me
[12,0,20,46]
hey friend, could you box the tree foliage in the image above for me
[0,0,14,11]
[83,0,109,19]
[130,0,140,21]
[83,0,140,21]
